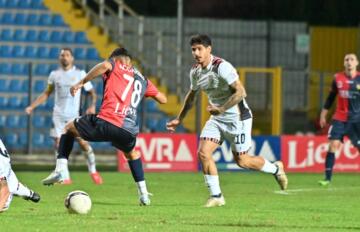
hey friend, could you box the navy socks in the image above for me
[325,152,335,181]
[57,133,75,160]
[128,158,145,182]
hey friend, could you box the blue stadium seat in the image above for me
[0,45,12,57]
[1,12,14,24]
[146,118,158,131]
[146,100,159,112]
[156,117,169,132]
[32,132,45,147]
[0,79,9,91]
[0,96,8,108]
[32,115,45,128]
[86,48,99,60]
[39,14,52,26]
[49,63,58,71]
[1,29,12,41]
[31,0,46,9]
[26,30,38,41]
[52,14,66,26]
[19,132,28,146]
[44,115,52,127]
[75,32,88,43]
[5,0,18,8]
[11,63,26,75]
[0,63,11,74]
[8,96,22,109]
[63,31,75,43]
[22,80,29,92]
[5,133,18,147]
[13,29,25,41]
[18,0,31,8]
[34,80,46,92]
[27,14,39,25]
[9,79,23,92]
[50,31,62,43]
[14,13,27,25]
[6,115,20,128]
[21,96,29,107]
[37,46,49,58]
[0,0,5,8]
[34,64,49,76]
[46,97,54,109]
[0,115,6,127]
[19,115,28,128]
[44,136,54,147]
[74,47,86,59]
[12,45,25,58]
[38,30,50,42]
[25,46,37,58]
[49,47,60,58]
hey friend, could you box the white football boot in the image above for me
[204,195,225,208]
[274,161,288,190]
[139,193,152,206]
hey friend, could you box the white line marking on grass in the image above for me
[274,186,360,195]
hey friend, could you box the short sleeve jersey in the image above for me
[97,59,159,135]
[330,72,360,122]
[190,55,252,122]
[48,66,93,119]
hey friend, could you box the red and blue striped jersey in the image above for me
[97,59,159,135]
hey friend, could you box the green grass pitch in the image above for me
[2,172,360,232]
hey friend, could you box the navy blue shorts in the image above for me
[346,122,360,148]
[74,114,136,153]
[328,120,360,148]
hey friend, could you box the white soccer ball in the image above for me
[64,190,92,214]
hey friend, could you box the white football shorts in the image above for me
[50,115,75,138]
[200,117,253,153]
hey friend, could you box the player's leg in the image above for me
[122,149,151,206]
[199,119,225,207]
[319,120,344,186]
[230,118,287,190]
[76,138,103,184]
[8,170,40,202]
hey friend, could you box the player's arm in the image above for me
[85,88,97,114]
[151,92,167,104]
[166,89,197,132]
[70,61,112,97]
[0,178,10,213]
[25,84,54,114]
[320,79,337,128]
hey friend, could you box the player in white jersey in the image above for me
[25,48,103,185]
[0,139,40,213]
[167,34,288,207]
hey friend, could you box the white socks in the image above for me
[204,175,221,196]
[136,180,149,195]
[82,146,97,174]
[55,158,70,179]
[260,159,278,174]
[14,182,31,198]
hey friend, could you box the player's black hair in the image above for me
[189,34,212,47]
[108,47,132,59]
[60,47,73,56]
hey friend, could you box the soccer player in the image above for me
[42,47,167,206]
[166,34,288,207]
[318,53,360,186]
[0,138,40,213]
[25,48,103,185]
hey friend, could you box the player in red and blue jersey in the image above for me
[318,53,360,186]
[42,47,167,205]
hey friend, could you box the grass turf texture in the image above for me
[2,172,360,232]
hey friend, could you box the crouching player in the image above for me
[0,139,40,213]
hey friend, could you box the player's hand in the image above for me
[166,119,180,133]
[25,106,33,115]
[319,116,327,128]
[85,105,96,114]
[207,105,225,116]
[70,83,83,97]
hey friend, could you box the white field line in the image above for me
[274,186,360,195]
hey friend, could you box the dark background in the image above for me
[122,0,360,26]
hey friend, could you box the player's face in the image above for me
[344,54,358,71]
[59,50,74,68]
[191,44,211,66]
